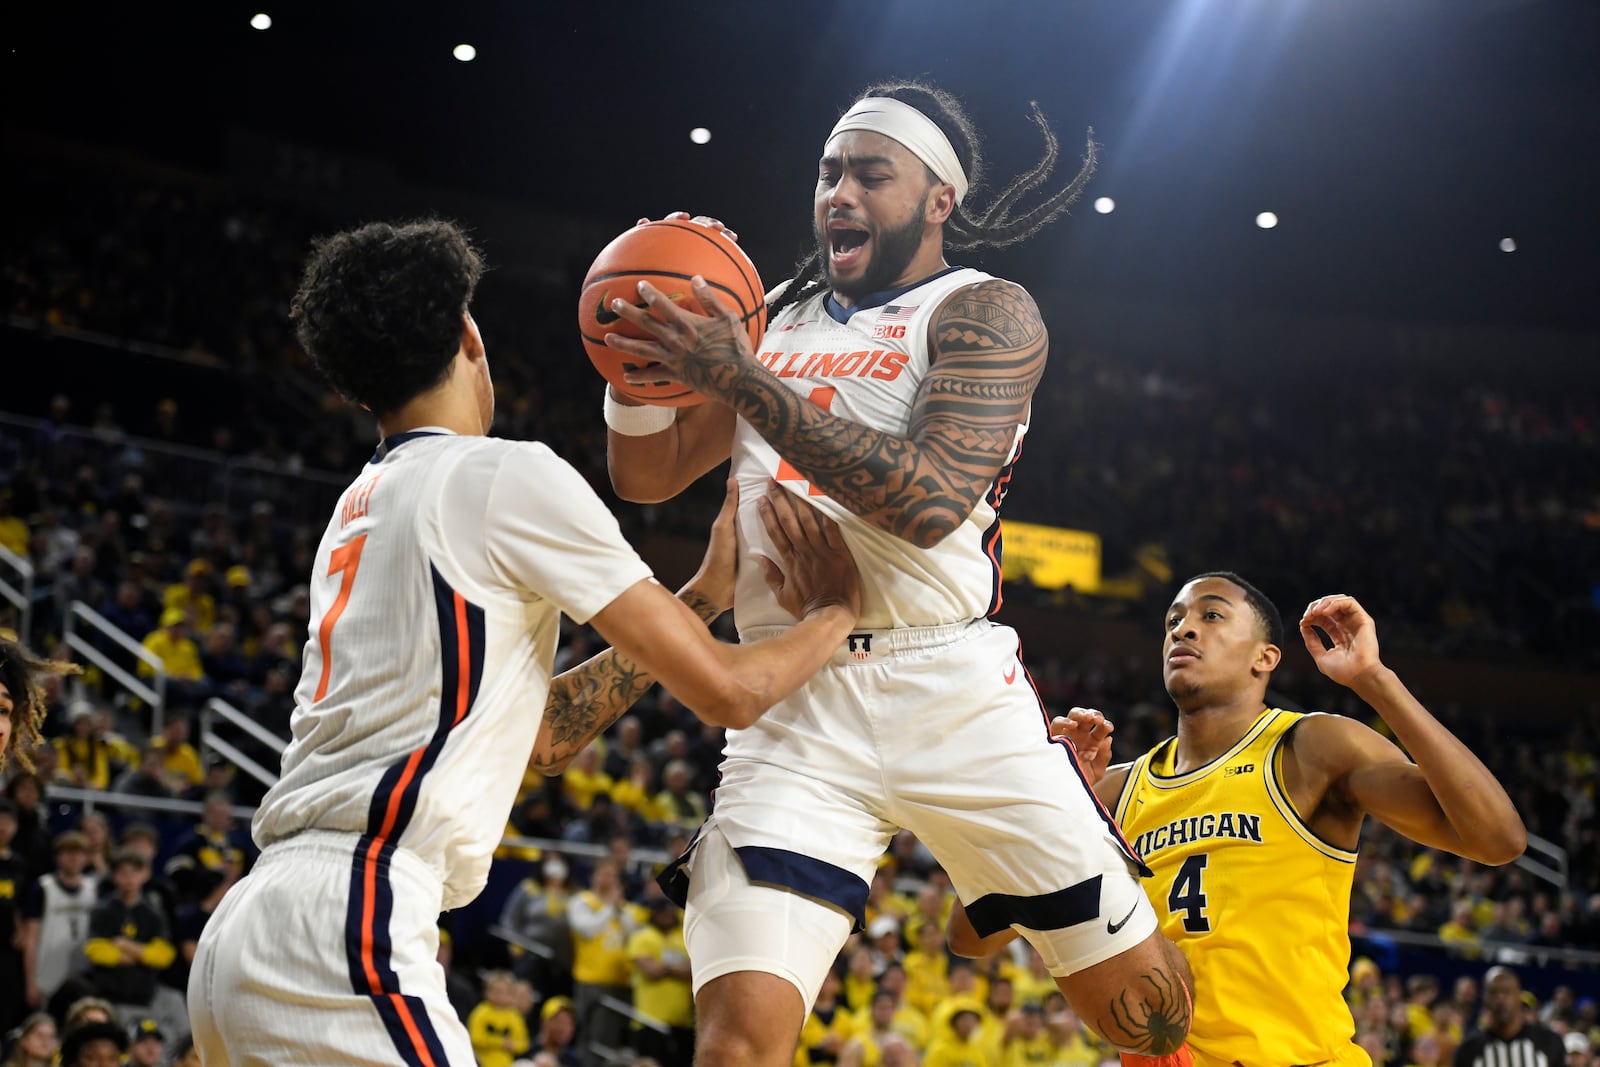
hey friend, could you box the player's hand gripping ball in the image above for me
[578,219,766,407]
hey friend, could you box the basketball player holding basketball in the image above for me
[601,81,1193,1064]
[186,219,864,1066]
[950,574,1525,1067]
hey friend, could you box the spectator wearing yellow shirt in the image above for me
[1437,900,1481,956]
[991,1002,1055,1067]
[0,492,29,558]
[903,881,954,950]
[840,989,922,1067]
[468,971,531,1067]
[864,864,917,933]
[796,968,859,1067]
[162,561,217,636]
[902,920,951,1017]
[139,610,207,709]
[866,964,929,1053]
[627,898,694,1067]
[562,747,615,812]
[922,999,992,1067]
[609,755,667,826]
[568,859,643,1067]
[1042,1003,1105,1067]
[842,945,879,1014]
[652,760,706,832]
[54,702,117,791]
[150,716,203,794]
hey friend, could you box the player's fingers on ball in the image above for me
[690,277,741,323]
[603,333,665,361]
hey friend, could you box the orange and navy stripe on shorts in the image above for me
[345,565,484,1067]
[981,437,1023,617]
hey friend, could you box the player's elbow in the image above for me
[1470,821,1528,867]
[607,459,680,505]
[689,679,766,731]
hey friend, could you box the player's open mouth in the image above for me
[828,223,870,270]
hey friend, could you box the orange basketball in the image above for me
[578,220,767,407]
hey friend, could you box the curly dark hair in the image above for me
[290,218,485,417]
[0,636,80,772]
[772,78,1096,320]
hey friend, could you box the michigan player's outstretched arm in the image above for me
[1284,595,1526,866]
[604,276,1046,549]
[530,479,742,774]
[584,482,860,731]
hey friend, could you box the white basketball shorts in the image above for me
[188,830,474,1066]
[662,620,1157,999]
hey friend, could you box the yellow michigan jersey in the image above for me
[1113,709,1369,1067]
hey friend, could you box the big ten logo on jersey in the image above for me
[755,348,909,383]
[339,473,382,528]
[1223,762,1255,778]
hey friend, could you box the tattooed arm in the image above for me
[529,585,723,775]
[604,277,1047,549]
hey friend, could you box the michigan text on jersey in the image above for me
[1130,812,1263,859]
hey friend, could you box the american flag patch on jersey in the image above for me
[879,304,918,322]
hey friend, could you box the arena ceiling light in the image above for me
[1093,197,1115,214]
[250,13,272,30]
[1499,237,1517,253]
[453,43,477,62]
[1255,211,1279,229]
[689,127,712,145]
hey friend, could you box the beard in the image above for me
[816,190,929,301]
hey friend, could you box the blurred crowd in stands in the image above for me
[0,139,1596,1066]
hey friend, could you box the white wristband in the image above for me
[603,387,678,436]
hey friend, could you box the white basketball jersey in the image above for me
[731,267,1027,632]
[252,429,653,910]
[35,872,98,996]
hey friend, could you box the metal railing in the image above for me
[1362,925,1600,971]
[0,543,33,644]
[199,697,288,790]
[1517,831,1567,889]
[49,784,258,824]
[63,599,167,734]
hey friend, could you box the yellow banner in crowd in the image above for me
[1000,521,1101,593]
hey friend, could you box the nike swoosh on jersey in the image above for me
[1107,900,1139,934]
[1003,664,1018,685]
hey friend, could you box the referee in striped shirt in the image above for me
[1454,966,1568,1067]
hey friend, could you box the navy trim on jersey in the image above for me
[362,565,487,840]
[734,844,871,928]
[823,265,966,323]
[372,429,451,463]
[964,874,1104,938]
[981,437,1023,616]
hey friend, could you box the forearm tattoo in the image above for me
[1093,967,1192,1056]
[680,279,1047,549]
[533,589,723,772]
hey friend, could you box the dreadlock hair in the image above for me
[1184,571,1286,651]
[0,636,80,772]
[769,78,1097,321]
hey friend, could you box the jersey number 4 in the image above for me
[1168,853,1211,933]
[314,534,367,701]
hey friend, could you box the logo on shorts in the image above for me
[1003,663,1018,685]
[847,633,873,660]
[1107,900,1139,935]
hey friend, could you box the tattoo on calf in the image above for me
[1094,967,1191,1056]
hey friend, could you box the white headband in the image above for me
[828,96,969,205]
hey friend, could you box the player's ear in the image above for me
[1255,642,1282,676]
[926,179,956,226]
[461,311,486,362]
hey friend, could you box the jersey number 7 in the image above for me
[314,534,368,702]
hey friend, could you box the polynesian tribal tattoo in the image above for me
[1095,967,1192,1056]
[532,587,722,772]
[680,279,1047,549]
